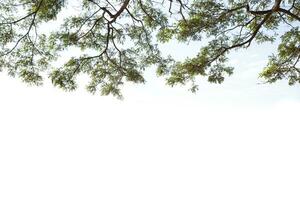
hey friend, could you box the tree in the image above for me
[0,0,299,98]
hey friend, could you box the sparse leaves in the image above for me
[0,0,299,97]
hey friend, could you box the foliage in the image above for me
[0,0,299,97]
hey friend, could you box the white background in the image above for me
[0,71,300,200]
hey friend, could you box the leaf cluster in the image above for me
[0,0,299,97]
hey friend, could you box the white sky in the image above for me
[1,3,300,200]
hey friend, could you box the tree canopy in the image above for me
[0,0,299,97]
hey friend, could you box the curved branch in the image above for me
[279,8,300,21]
